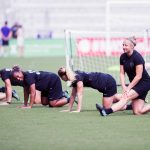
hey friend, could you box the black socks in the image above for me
[105,108,113,115]
[126,104,132,110]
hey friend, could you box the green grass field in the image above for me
[0,57,150,150]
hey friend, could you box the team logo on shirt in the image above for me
[28,70,40,75]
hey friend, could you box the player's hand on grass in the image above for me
[17,105,31,109]
[70,110,80,113]
[60,109,70,112]
[22,106,31,109]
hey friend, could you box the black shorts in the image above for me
[132,79,150,100]
[2,40,9,46]
[100,75,117,97]
[41,77,63,101]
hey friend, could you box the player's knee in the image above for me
[133,109,142,115]
[49,101,56,107]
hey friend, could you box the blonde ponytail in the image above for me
[66,67,76,81]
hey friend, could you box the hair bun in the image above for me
[12,65,21,71]
[127,36,136,46]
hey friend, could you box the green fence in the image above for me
[9,38,65,57]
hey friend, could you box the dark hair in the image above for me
[12,65,22,75]
[4,21,8,25]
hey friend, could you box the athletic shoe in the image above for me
[96,103,107,116]
[63,91,78,104]
[0,87,5,93]
[63,91,70,103]
[0,102,10,106]
[63,91,70,99]
[12,90,20,101]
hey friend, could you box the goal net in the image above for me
[65,30,148,85]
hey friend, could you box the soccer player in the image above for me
[96,36,150,116]
[58,67,122,113]
[11,66,70,109]
[0,68,41,105]
[0,68,21,105]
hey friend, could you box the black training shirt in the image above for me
[0,68,24,86]
[23,71,58,91]
[71,70,110,91]
[120,50,150,82]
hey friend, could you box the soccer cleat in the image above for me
[12,90,20,101]
[63,91,70,99]
[63,91,70,103]
[63,91,78,104]
[0,87,5,93]
[96,103,107,116]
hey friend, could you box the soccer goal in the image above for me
[65,29,148,85]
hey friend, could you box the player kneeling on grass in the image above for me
[58,67,131,113]
[0,68,21,105]
[11,66,70,109]
[0,68,41,105]
[96,36,150,116]
[0,86,20,104]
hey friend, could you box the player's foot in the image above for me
[63,91,70,99]
[12,90,20,101]
[0,101,10,106]
[0,87,5,93]
[63,91,78,104]
[96,103,107,116]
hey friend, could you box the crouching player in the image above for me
[0,68,21,105]
[12,66,70,109]
[58,67,132,113]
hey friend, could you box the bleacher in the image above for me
[0,0,150,38]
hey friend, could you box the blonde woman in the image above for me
[96,37,150,116]
[58,67,123,112]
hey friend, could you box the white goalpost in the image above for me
[64,0,150,86]
[65,29,148,85]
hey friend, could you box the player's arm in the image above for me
[8,30,12,40]
[4,79,12,103]
[120,65,126,90]
[1,31,5,39]
[74,81,83,112]
[29,84,36,108]
[23,86,29,106]
[68,87,77,111]
[127,64,143,91]
[60,87,77,112]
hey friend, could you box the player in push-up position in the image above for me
[58,67,131,113]
[11,66,70,109]
[0,68,21,105]
[0,68,42,105]
[96,36,150,116]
